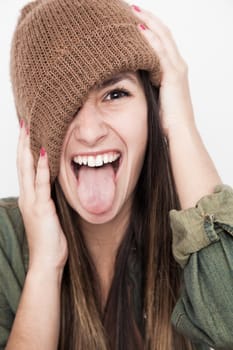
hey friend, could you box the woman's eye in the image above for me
[105,89,129,101]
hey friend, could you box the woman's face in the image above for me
[58,72,148,224]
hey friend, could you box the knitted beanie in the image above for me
[10,0,161,182]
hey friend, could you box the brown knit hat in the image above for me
[10,0,161,182]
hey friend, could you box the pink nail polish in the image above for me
[20,119,24,128]
[40,147,46,157]
[132,5,141,12]
[139,24,146,30]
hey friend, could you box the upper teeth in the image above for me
[73,152,120,167]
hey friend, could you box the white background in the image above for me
[0,0,233,198]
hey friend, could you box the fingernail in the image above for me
[40,147,46,157]
[26,127,30,135]
[139,24,146,30]
[132,5,141,12]
[20,119,24,128]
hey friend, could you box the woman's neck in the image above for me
[79,205,131,308]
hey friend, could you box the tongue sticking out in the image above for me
[77,164,116,214]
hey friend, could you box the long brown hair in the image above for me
[52,70,194,349]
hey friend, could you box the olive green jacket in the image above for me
[170,184,233,350]
[0,185,233,349]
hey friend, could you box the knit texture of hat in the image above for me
[10,0,161,182]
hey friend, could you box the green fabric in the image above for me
[1,186,233,349]
[0,198,28,349]
[170,184,233,268]
[171,185,233,349]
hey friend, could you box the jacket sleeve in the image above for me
[0,200,28,349]
[0,256,18,349]
[170,185,233,349]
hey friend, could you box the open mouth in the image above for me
[71,151,121,177]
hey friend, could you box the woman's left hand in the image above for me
[132,5,222,208]
[131,5,196,137]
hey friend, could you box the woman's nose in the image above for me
[73,103,108,146]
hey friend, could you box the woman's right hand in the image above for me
[17,121,68,273]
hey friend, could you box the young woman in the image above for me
[0,1,233,349]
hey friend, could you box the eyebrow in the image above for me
[96,72,138,90]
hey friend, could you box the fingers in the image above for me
[138,26,176,77]
[35,148,51,204]
[131,5,187,78]
[17,120,35,201]
[133,6,179,56]
[17,120,51,209]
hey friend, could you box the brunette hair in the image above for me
[52,70,194,349]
